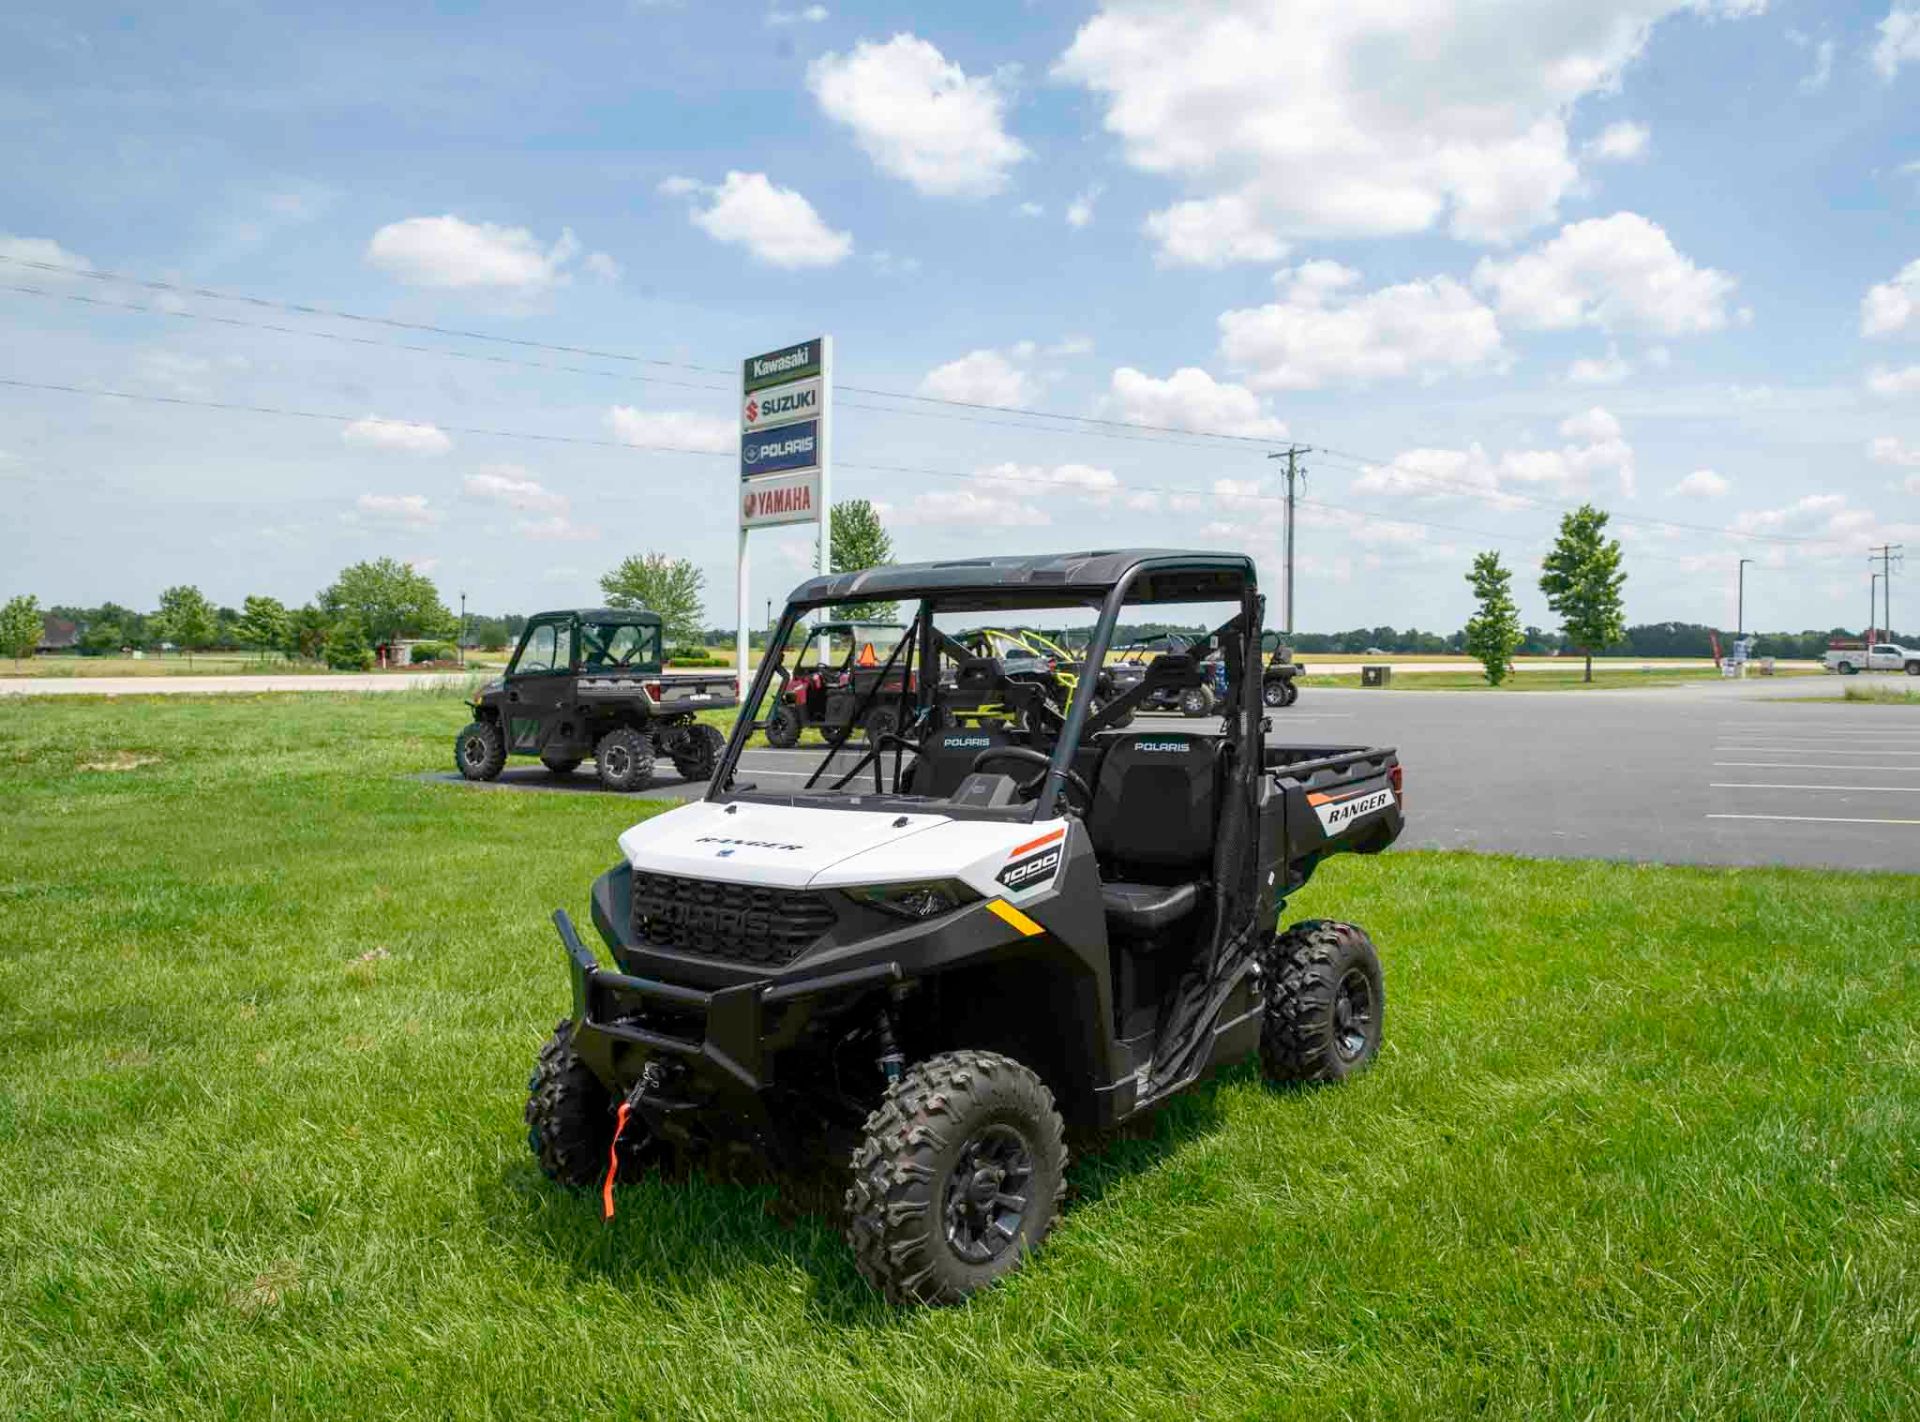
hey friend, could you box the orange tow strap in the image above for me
[602,1101,633,1221]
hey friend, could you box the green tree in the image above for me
[287,604,330,661]
[323,620,374,671]
[599,553,706,646]
[829,499,899,620]
[153,584,216,666]
[235,595,291,662]
[1539,504,1627,683]
[320,558,454,651]
[1463,551,1522,686]
[1,594,42,667]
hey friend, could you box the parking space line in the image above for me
[1708,813,1920,826]
[1711,782,1920,792]
[1714,746,1920,755]
[1715,761,1920,771]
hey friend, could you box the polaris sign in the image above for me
[740,420,819,478]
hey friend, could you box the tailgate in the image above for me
[1265,744,1402,872]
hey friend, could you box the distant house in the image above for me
[37,616,79,654]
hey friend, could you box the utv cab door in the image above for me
[502,615,575,754]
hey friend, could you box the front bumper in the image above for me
[554,909,900,1134]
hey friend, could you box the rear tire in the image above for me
[670,723,725,782]
[525,1020,614,1187]
[595,726,656,791]
[863,704,900,746]
[846,1050,1067,1307]
[1258,920,1384,1085]
[1906,662,1920,677]
[1262,679,1288,708]
[1838,661,1856,675]
[540,753,582,776]
[456,720,506,781]
[765,702,802,748]
[1179,685,1215,717]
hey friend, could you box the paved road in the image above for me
[506,676,1910,873]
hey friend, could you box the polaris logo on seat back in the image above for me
[942,735,993,749]
[1137,740,1187,753]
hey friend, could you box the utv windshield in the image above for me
[708,554,1258,822]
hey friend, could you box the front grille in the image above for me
[630,872,836,969]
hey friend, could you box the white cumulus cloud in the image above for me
[355,493,440,527]
[808,34,1027,198]
[663,172,852,268]
[1586,121,1651,162]
[882,487,1051,527]
[605,407,735,453]
[1873,3,1920,79]
[0,234,93,279]
[365,215,607,292]
[1107,366,1288,438]
[464,466,568,513]
[1474,212,1737,335]
[1862,258,1920,337]
[1144,195,1286,269]
[1672,468,1730,497]
[1567,346,1633,384]
[1869,435,1920,467]
[917,349,1034,408]
[1055,0,1764,251]
[1218,262,1505,391]
[1353,407,1636,506]
[341,416,452,456]
[1868,365,1920,396]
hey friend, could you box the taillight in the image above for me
[1389,762,1403,804]
[644,681,663,700]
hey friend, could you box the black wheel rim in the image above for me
[942,1124,1034,1264]
[1332,967,1375,1061]
[463,735,487,766]
[604,745,630,777]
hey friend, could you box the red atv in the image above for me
[763,621,914,747]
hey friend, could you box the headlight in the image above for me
[843,879,979,920]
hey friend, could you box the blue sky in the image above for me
[3,0,1917,634]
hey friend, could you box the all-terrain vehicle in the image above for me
[523,551,1404,1305]
[456,608,734,792]
[1261,633,1304,708]
[763,621,911,748]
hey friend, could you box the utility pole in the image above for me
[1736,558,1752,642]
[458,591,466,668]
[1871,573,1882,643]
[1869,544,1903,639]
[1266,445,1312,639]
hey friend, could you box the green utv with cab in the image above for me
[456,608,736,793]
[522,552,1404,1306]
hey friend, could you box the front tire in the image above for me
[670,723,725,782]
[765,702,802,748]
[456,720,506,781]
[1258,921,1384,1085]
[595,726,656,791]
[846,1050,1067,1307]
[525,1020,614,1187]
[1906,662,1920,677]
[1838,661,1856,676]
[1180,685,1216,717]
[1263,679,1288,708]
[863,704,900,746]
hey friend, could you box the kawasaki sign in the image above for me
[743,339,822,393]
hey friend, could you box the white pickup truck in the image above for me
[1824,642,1920,675]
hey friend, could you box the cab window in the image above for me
[580,621,660,669]
[511,620,569,676]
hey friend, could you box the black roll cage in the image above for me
[707,553,1264,822]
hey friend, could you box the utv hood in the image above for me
[618,799,951,888]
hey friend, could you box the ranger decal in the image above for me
[1308,786,1395,836]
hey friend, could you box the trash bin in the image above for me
[1361,665,1392,688]
[1757,658,1775,677]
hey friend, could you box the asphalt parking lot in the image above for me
[430,677,1920,874]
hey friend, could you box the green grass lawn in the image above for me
[1841,682,1920,704]
[2,693,1917,1419]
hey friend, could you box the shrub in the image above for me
[323,622,374,671]
[667,644,710,662]
[410,641,456,664]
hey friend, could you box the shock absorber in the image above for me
[874,1007,904,1086]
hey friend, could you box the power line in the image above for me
[0,374,1734,567]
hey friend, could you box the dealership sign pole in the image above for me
[737,336,831,698]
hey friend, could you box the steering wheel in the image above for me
[970,746,1093,815]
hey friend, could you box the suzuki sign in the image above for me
[742,375,822,434]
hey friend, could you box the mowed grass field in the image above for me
[2,693,1918,1420]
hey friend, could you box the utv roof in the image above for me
[531,607,663,624]
[789,549,1255,613]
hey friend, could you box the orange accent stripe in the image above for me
[602,1101,631,1221]
[986,899,1045,937]
[1010,826,1067,857]
[1306,788,1366,806]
